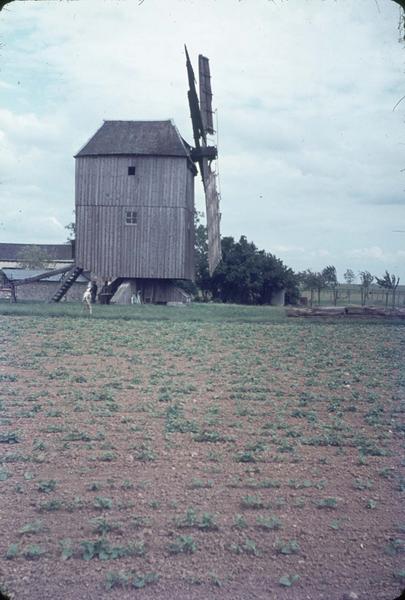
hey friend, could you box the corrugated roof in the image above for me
[75,120,191,158]
[2,268,87,283]
[0,243,73,261]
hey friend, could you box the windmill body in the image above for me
[75,121,195,293]
[69,50,221,304]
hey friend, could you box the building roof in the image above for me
[0,243,73,261]
[75,120,192,158]
[1,268,87,283]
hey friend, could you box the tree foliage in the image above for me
[375,270,400,307]
[343,269,355,285]
[322,265,337,288]
[194,213,211,300]
[65,221,76,243]
[343,268,356,303]
[209,236,298,305]
[299,269,327,306]
[17,245,49,269]
[195,220,298,305]
[359,271,374,306]
[375,270,400,290]
[322,265,339,305]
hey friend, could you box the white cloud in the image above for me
[0,80,14,90]
[272,244,306,254]
[0,0,404,279]
[347,246,385,260]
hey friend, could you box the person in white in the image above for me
[82,283,93,315]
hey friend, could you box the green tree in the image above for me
[65,221,76,243]
[343,268,356,304]
[17,245,48,269]
[359,271,374,306]
[299,269,325,307]
[322,265,339,306]
[211,236,262,304]
[194,212,211,300]
[210,236,298,305]
[375,271,400,307]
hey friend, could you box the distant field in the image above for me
[0,303,404,600]
[301,285,405,307]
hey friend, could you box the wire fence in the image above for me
[300,286,405,307]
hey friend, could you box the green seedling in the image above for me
[105,570,159,590]
[167,535,196,554]
[279,574,300,587]
[22,544,46,560]
[60,538,74,560]
[80,539,145,560]
[130,516,151,529]
[90,517,123,535]
[353,478,373,490]
[316,497,338,509]
[176,508,218,531]
[93,496,113,510]
[275,539,300,555]
[256,515,281,530]
[0,431,20,444]
[384,539,405,556]
[18,520,45,535]
[37,480,57,493]
[188,478,213,489]
[229,538,260,556]
[240,495,267,510]
[0,468,10,481]
[5,543,19,559]
[234,514,248,529]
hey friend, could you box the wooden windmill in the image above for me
[51,47,221,304]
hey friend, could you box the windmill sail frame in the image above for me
[203,166,221,275]
[198,55,214,136]
[185,46,222,275]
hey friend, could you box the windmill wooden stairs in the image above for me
[49,266,84,303]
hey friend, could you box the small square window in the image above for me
[125,210,137,225]
[128,166,136,176]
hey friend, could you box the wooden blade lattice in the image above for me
[185,46,222,275]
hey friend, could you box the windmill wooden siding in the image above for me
[75,121,196,281]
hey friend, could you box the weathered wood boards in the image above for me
[75,121,195,281]
[203,166,221,276]
[198,54,214,135]
[286,306,405,318]
[12,266,71,287]
[185,48,221,276]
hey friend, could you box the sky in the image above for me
[0,0,405,282]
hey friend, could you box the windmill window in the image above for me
[128,166,136,176]
[125,210,137,225]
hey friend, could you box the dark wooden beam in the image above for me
[190,146,217,163]
[12,265,72,287]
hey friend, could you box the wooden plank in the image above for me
[76,154,194,280]
[12,265,72,286]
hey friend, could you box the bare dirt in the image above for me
[0,312,404,600]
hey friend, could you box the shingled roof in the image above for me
[75,120,191,158]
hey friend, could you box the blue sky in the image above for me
[1,0,404,281]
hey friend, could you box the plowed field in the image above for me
[0,304,404,600]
